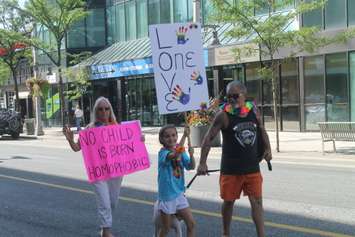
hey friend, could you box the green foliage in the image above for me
[64,51,92,100]
[212,0,355,64]
[0,0,33,71]
[0,61,10,85]
[0,0,33,112]
[26,76,49,97]
[16,0,89,66]
[211,0,355,151]
[65,66,91,100]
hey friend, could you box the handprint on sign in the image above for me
[172,85,191,105]
[190,71,203,85]
[176,26,189,44]
[189,23,198,29]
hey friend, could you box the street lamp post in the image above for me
[32,25,44,136]
[193,0,201,23]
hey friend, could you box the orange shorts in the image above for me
[220,172,263,201]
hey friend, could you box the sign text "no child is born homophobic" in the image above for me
[79,121,150,183]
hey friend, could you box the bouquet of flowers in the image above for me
[186,97,220,127]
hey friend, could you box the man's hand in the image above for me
[197,163,208,175]
[188,147,194,156]
[183,125,190,137]
[263,148,272,162]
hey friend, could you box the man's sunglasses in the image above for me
[98,107,110,112]
[227,93,241,100]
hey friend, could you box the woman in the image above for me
[63,97,126,237]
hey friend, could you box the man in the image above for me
[197,80,272,237]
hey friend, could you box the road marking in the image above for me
[0,174,354,237]
[270,161,355,169]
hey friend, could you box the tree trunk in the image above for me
[11,68,21,113]
[80,96,85,124]
[57,43,66,128]
[270,62,280,152]
[58,66,65,127]
[35,96,44,136]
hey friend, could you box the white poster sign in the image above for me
[149,23,209,115]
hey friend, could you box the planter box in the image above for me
[190,125,221,148]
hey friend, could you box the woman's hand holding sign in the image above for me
[63,125,81,152]
[63,126,74,142]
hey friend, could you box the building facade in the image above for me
[28,0,355,130]
[0,58,34,119]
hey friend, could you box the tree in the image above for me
[26,76,49,135]
[18,0,88,126]
[211,0,355,152]
[64,51,91,123]
[0,0,32,112]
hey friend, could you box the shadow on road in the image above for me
[0,135,37,141]
[0,167,354,237]
[0,156,32,161]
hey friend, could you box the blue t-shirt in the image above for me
[158,148,191,201]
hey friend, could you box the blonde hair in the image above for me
[88,97,117,127]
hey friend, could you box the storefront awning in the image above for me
[78,38,152,67]
[77,24,255,80]
[78,24,246,68]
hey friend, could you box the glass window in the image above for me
[325,53,349,121]
[202,0,215,24]
[174,0,188,22]
[302,0,323,28]
[263,78,275,105]
[107,6,116,45]
[325,0,346,29]
[245,63,261,103]
[255,0,269,15]
[187,0,193,21]
[304,56,325,130]
[127,79,138,120]
[125,1,137,41]
[275,0,294,11]
[148,0,160,25]
[263,106,281,130]
[281,59,299,131]
[136,78,143,122]
[160,0,171,23]
[350,52,355,121]
[67,19,86,48]
[137,0,148,38]
[281,59,299,104]
[115,4,126,42]
[87,8,106,47]
[348,0,355,26]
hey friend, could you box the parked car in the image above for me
[0,109,23,139]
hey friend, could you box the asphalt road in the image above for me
[0,136,355,237]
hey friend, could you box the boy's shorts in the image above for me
[158,193,189,215]
[220,172,263,201]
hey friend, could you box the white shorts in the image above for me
[158,193,189,215]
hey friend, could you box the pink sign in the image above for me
[79,121,150,183]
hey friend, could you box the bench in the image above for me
[318,122,355,154]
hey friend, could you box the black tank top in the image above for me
[221,110,260,175]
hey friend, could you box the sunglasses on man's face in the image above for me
[227,93,241,100]
[98,107,110,112]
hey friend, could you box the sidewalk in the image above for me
[21,127,354,160]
